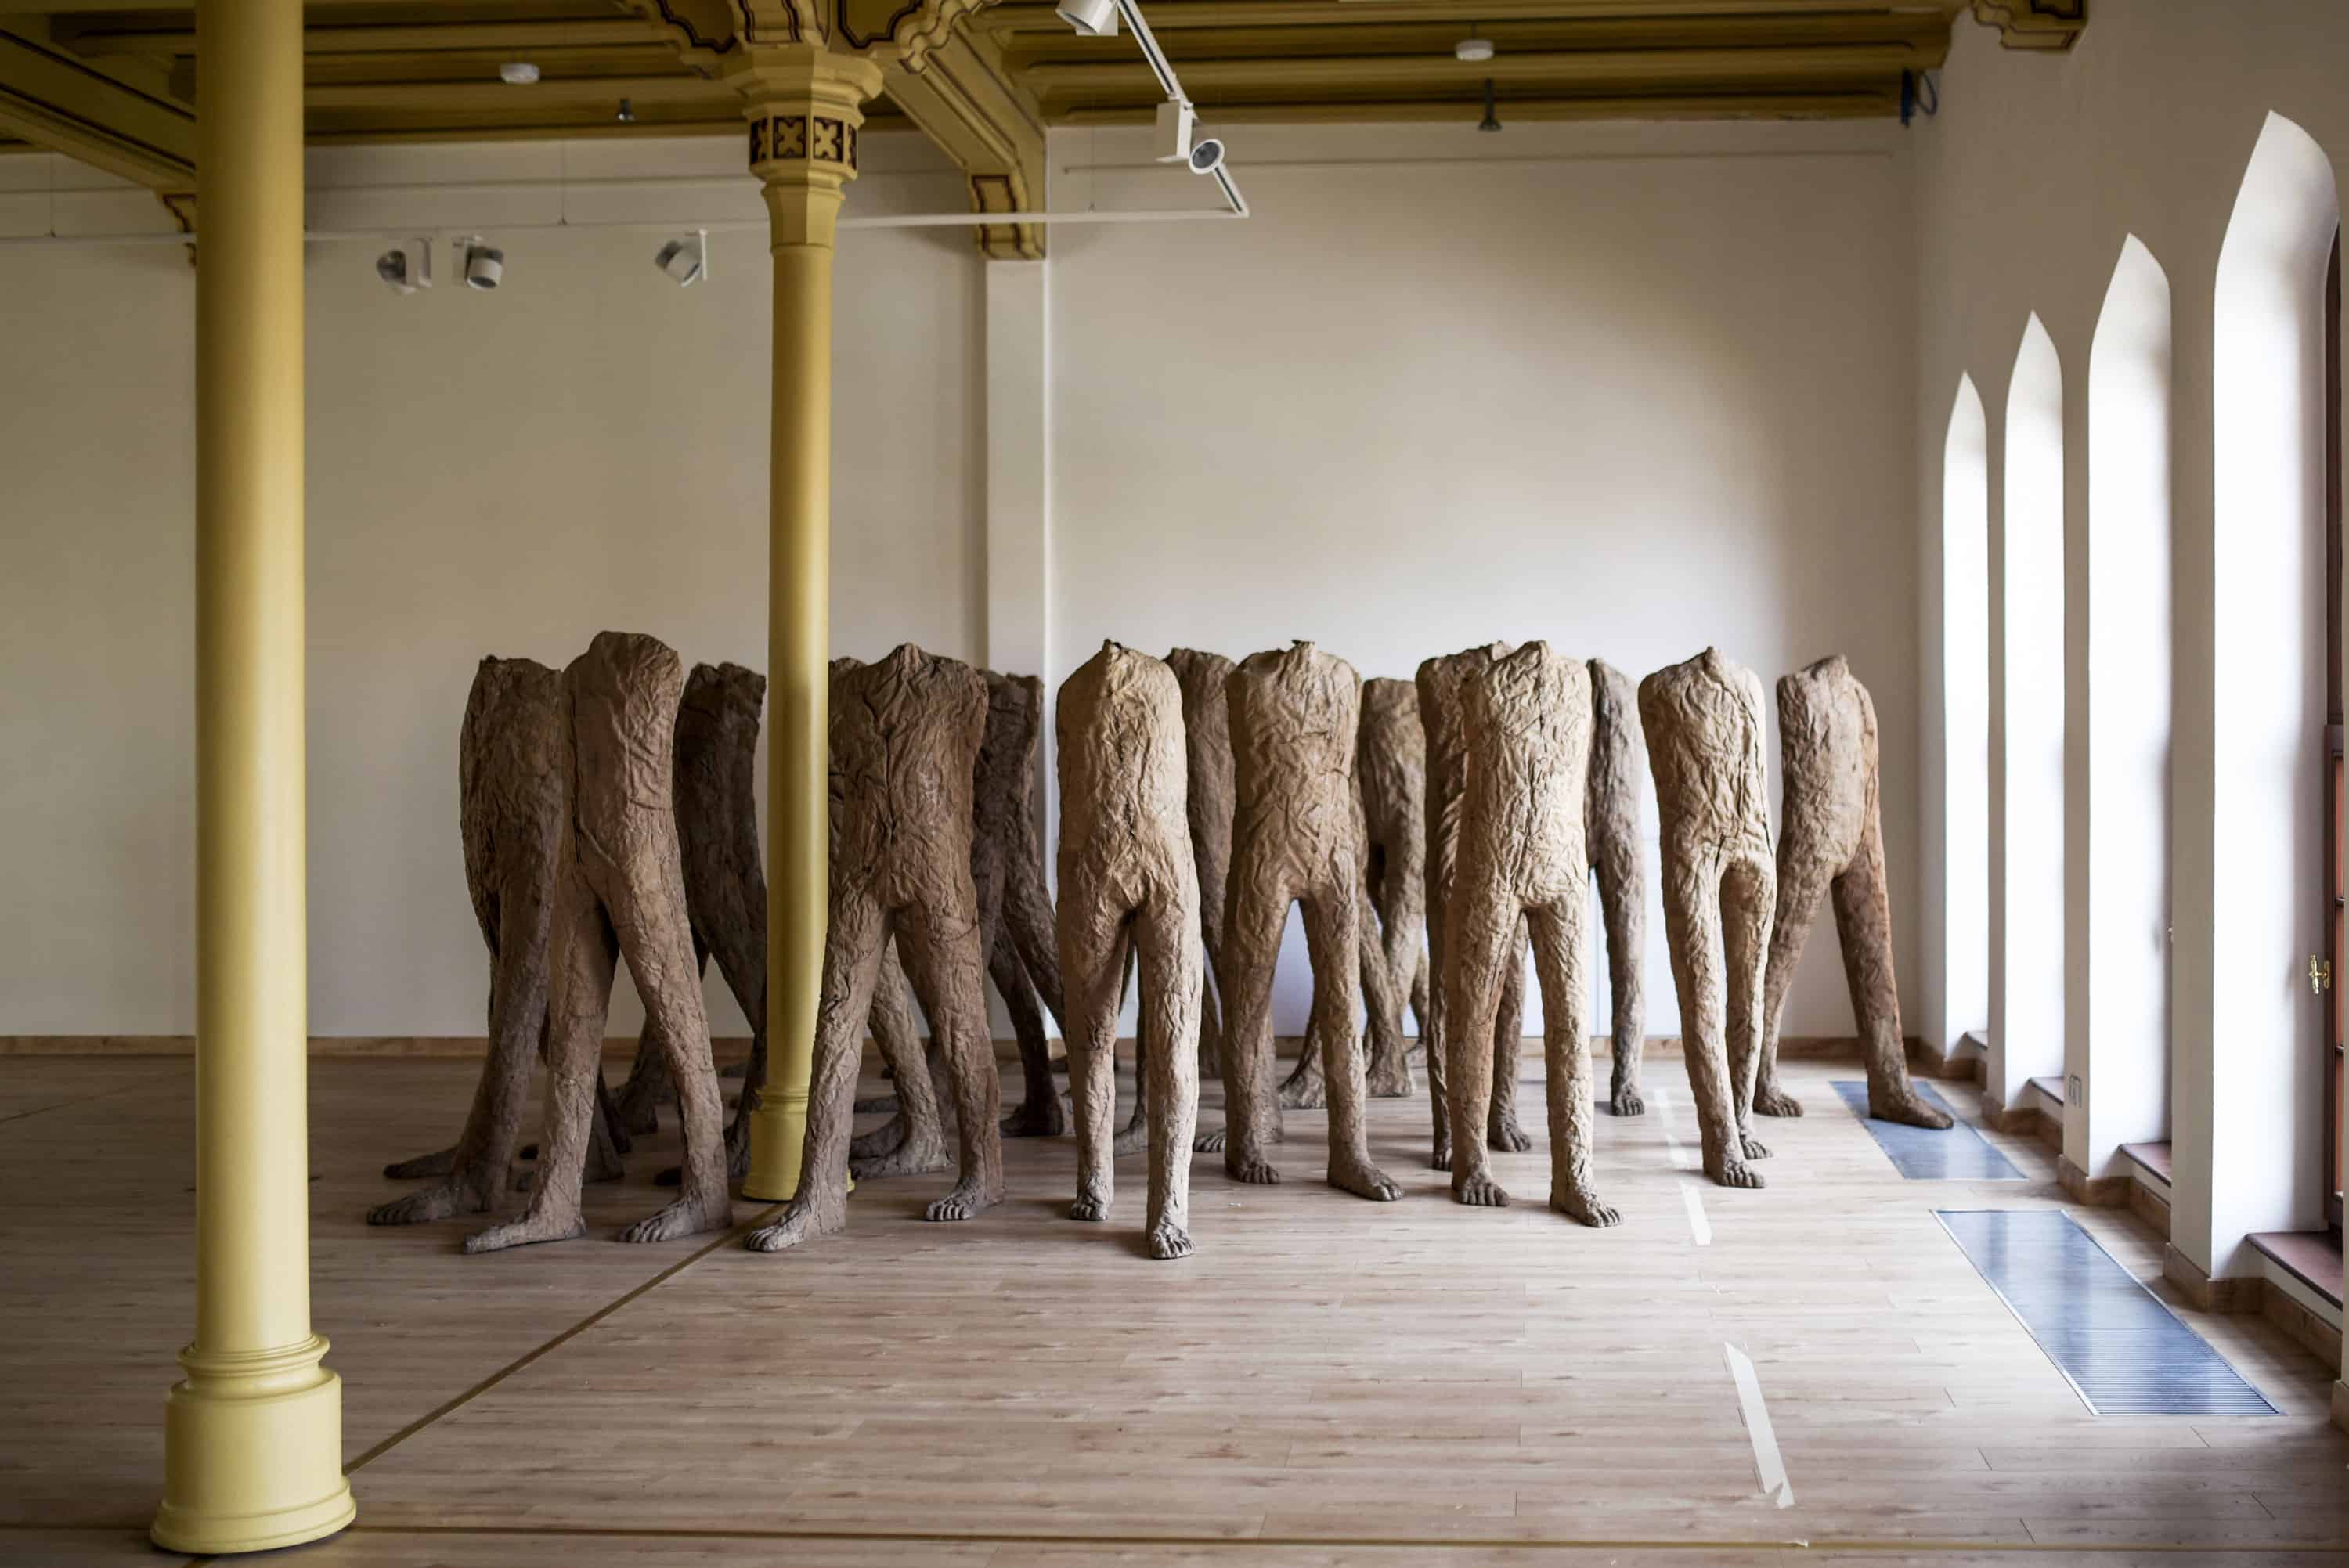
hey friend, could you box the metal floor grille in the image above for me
[1831,1080,2022,1180]
[1935,1209,2279,1417]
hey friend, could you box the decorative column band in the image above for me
[749,111,858,174]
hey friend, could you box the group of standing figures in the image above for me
[372,630,1951,1263]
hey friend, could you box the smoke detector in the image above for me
[1455,34,1493,62]
[499,61,540,84]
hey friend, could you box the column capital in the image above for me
[723,45,883,247]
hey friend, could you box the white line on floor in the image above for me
[1723,1343,1796,1509]
[1650,1083,1694,1171]
[1681,1184,1712,1245]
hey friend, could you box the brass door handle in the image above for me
[2311,955,2333,995]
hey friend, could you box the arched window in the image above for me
[2082,238,2173,1177]
[2207,110,2340,1260]
[1939,377,1991,1059]
[2001,315,2065,1112]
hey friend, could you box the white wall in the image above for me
[1047,117,1918,1040]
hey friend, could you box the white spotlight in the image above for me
[459,236,504,290]
[373,237,432,295]
[1056,0,1119,37]
[655,230,708,287]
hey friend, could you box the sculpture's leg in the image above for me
[611,867,733,1245]
[995,925,1069,1138]
[1358,882,1415,1098]
[1755,819,1831,1121]
[615,935,702,1136]
[1442,877,1514,1207]
[1724,851,1777,1165]
[1005,825,1069,1033]
[1531,893,1615,1227]
[850,935,952,1177]
[1662,849,1763,1190]
[1423,883,1452,1170]
[1299,885,1400,1202]
[1135,889,1203,1259]
[1594,845,1648,1118]
[1115,941,1150,1156]
[1487,925,1532,1152]
[895,895,1004,1223]
[465,879,614,1253]
[373,872,551,1224]
[1406,946,1430,1065]
[1061,893,1127,1224]
[702,903,768,1181]
[1835,819,1951,1130]
[1210,878,1287,1182]
[1196,954,1226,1087]
[1277,917,1329,1109]
[584,1065,628,1183]
[745,893,887,1253]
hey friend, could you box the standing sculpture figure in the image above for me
[745,645,1001,1253]
[1587,660,1651,1117]
[1056,643,1204,1259]
[1214,642,1401,1202]
[976,672,1074,1139]
[468,632,734,1250]
[370,657,623,1224]
[1418,643,1531,1170]
[1443,642,1618,1224]
[1755,655,1952,1129]
[1356,676,1427,1095]
[1639,647,1776,1190]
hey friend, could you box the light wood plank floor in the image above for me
[2,1051,2344,1566]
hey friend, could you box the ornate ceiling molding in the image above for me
[1970,0,2085,52]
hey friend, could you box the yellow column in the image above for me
[732,46,882,1203]
[152,0,354,1553]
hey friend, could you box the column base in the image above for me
[153,1335,355,1555]
[743,1090,808,1202]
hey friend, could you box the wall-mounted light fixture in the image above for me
[373,237,433,294]
[654,230,708,287]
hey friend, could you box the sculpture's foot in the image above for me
[1405,1040,1427,1066]
[615,1100,660,1140]
[367,1177,493,1226]
[1487,1113,1532,1153]
[745,1191,846,1253]
[1112,1115,1149,1159]
[1069,1181,1112,1222]
[1146,1219,1195,1260]
[618,1192,730,1244]
[1705,1155,1766,1190]
[1451,1169,1510,1207]
[1741,1134,1773,1160]
[1330,1156,1402,1202]
[1609,1080,1647,1118]
[1752,1083,1805,1119]
[924,1177,1002,1223]
[851,1134,951,1181]
[848,1117,907,1163]
[725,1118,752,1181]
[1870,1089,1954,1130]
[1365,1056,1415,1098]
[382,1147,455,1180]
[1000,1094,1070,1138]
[1431,1133,1452,1173]
[1193,1126,1227,1153]
[1225,1152,1282,1185]
[1278,1072,1327,1111]
[852,1093,900,1116]
[463,1209,589,1254]
[719,1060,748,1080]
[1551,1185,1621,1227]
[585,1141,625,1185]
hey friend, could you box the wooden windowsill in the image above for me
[2120,1140,2173,1185]
[2250,1229,2345,1312]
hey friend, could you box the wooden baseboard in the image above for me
[2125,1173,2172,1240]
[2333,1379,2349,1436]
[2162,1242,2263,1314]
[2057,1155,2130,1207]
[2263,1284,2345,1370]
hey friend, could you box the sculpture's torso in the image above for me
[1460,641,1591,896]
[1227,642,1361,883]
[1057,643,1188,879]
[1776,654,1875,867]
[829,644,987,900]
[1639,648,1772,861]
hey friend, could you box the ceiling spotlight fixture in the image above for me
[655,229,708,287]
[615,96,636,123]
[1055,0,1120,36]
[373,236,433,295]
[498,61,540,85]
[1455,34,1494,62]
[1478,77,1502,133]
[459,236,504,290]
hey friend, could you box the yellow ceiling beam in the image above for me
[977,1,1964,31]
[877,21,1045,259]
[1005,13,1950,65]
[1026,41,1925,97]
[0,21,192,189]
[305,72,720,111]
[54,19,667,58]
[1058,87,1896,124]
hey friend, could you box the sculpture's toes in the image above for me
[1278,1080,1328,1111]
[999,1095,1070,1138]
[1872,1091,1954,1131]
[1487,1115,1533,1154]
[1193,1126,1229,1153]
[1609,1084,1647,1118]
[1741,1134,1773,1161]
[851,1093,901,1116]
[923,1178,1001,1223]
[725,1124,752,1182]
[618,1195,729,1245]
[1111,1119,1149,1158]
[1430,1137,1453,1173]
[1332,1159,1403,1202]
[1706,1157,1766,1191]
[1365,1059,1415,1098]
[1451,1171,1510,1208]
[463,1211,588,1254]
[382,1147,456,1181]
[1146,1220,1196,1261]
[1752,1086,1806,1119]
[366,1179,486,1227]
[1226,1155,1282,1185]
[1068,1188,1112,1223]
[848,1117,908,1163]
[850,1137,951,1181]
[1552,1188,1622,1228]
[744,1197,845,1254]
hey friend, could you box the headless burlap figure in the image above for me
[1056,643,1204,1260]
[1417,643,1532,1171]
[370,657,626,1225]
[1638,647,1775,1190]
[976,672,1073,1139]
[1445,642,1617,1224]
[746,644,1001,1253]
[1214,642,1400,1202]
[1756,655,1952,1129]
[1587,660,1651,1117]
[467,632,732,1251]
